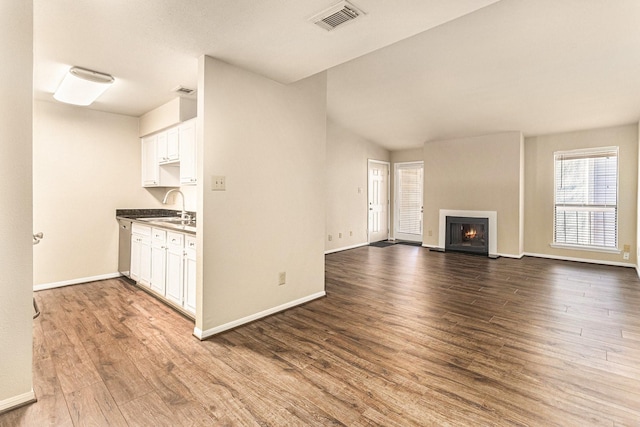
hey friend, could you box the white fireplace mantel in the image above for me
[439,209,498,256]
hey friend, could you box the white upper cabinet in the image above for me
[141,119,195,187]
[166,127,180,163]
[156,131,168,163]
[179,119,197,185]
[141,135,159,186]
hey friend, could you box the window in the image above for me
[553,147,618,251]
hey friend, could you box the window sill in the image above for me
[549,243,621,254]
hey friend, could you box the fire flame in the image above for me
[465,228,477,239]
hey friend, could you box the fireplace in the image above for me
[445,216,489,255]
[438,209,497,257]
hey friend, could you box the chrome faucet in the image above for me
[162,189,188,220]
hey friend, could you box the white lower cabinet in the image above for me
[165,232,184,306]
[183,236,197,314]
[150,228,167,295]
[130,223,195,316]
[131,224,152,286]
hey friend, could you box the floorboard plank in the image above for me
[3,247,640,425]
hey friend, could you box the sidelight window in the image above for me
[553,147,618,251]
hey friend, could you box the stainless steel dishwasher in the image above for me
[118,219,132,277]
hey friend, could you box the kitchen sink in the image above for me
[137,217,196,226]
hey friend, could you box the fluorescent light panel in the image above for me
[54,66,114,106]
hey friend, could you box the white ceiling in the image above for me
[328,0,640,149]
[34,0,640,151]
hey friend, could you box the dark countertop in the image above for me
[116,209,196,235]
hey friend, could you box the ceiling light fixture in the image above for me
[53,66,115,106]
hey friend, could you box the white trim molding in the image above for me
[193,291,326,340]
[438,209,498,257]
[325,242,369,254]
[33,272,122,291]
[0,390,36,414]
[525,252,635,268]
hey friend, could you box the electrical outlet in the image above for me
[278,272,286,286]
[328,234,332,241]
[211,175,226,191]
[339,232,342,238]
[350,231,353,236]
[623,252,630,260]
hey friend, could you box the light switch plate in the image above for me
[211,175,226,191]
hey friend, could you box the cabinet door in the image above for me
[150,229,166,295]
[157,131,168,163]
[179,120,197,185]
[141,135,159,186]
[130,236,141,282]
[167,127,180,161]
[139,238,152,287]
[166,245,183,305]
[183,237,196,314]
[150,243,166,294]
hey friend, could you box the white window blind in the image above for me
[554,147,618,249]
[396,163,423,235]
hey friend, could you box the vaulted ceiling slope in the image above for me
[34,0,498,117]
[329,0,640,149]
[34,1,640,151]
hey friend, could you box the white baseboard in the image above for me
[324,242,369,255]
[429,248,637,266]
[193,291,326,340]
[524,252,635,268]
[33,272,122,291]
[497,252,524,259]
[0,390,36,413]
[636,265,640,279]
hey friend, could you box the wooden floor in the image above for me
[3,245,640,426]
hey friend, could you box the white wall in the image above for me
[138,97,197,137]
[525,124,638,265]
[33,101,166,286]
[0,0,34,411]
[423,132,525,257]
[196,56,327,336]
[325,119,390,252]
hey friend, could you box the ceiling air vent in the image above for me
[309,1,365,32]
[172,86,196,96]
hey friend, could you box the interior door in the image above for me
[394,161,424,242]
[368,160,390,243]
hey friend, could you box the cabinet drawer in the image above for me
[152,228,167,242]
[132,223,151,237]
[185,236,196,250]
[167,232,184,247]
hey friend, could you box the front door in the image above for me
[368,160,390,243]
[394,161,424,242]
